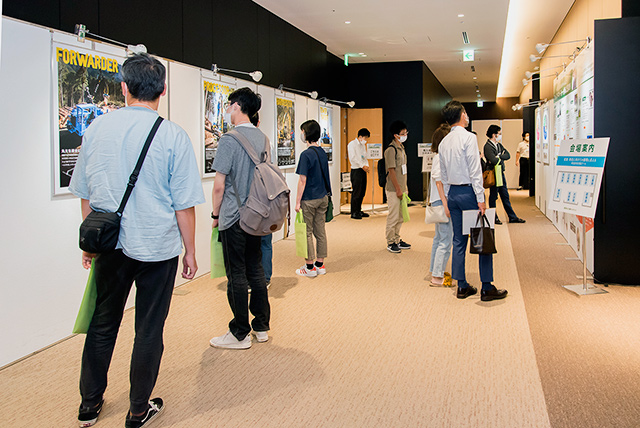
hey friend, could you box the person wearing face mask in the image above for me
[347,128,371,219]
[483,124,525,224]
[516,132,530,190]
[294,120,331,277]
[384,120,411,253]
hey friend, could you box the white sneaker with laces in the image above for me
[253,331,269,342]
[296,265,318,277]
[209,331,252,349]
[315,264,326,275]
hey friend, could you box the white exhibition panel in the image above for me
[0,18,346,367]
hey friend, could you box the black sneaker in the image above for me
[398,240,411,250]
[125,398,164,428]
[387,243,401,253]
[78,399,104,427]
[360,211,370,218]
[495,218,503,225]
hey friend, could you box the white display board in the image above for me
[367,143,383,159]
[548,138,609,218]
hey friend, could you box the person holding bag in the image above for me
[427,123,453,286]
[483,124,525,225]
[295,119,331,278]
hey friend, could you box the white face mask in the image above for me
[496,135,502,143]
[399,135,408,143]
[525,136,530,142]
[301,132,306,143]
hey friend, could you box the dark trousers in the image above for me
[447,185,494,288]
[519,157,530,189]
[350,168,367,214]
[79,250,178,415]
[489,172,518,221]
[220,221,270,340]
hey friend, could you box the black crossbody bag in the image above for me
[79,116,164,253]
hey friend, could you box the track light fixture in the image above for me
[522,73,557,87]
[535,37,590,54]
[74,24,147,54]
[320,97,356,108]
[511,99,547,111]
[525,64,564,79]
[277,84,318,100]
[211,64,263,82]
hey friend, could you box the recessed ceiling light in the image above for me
[361,54,367,57]
[345,21,351,24]
[359,52,364,55]
[458,14,464,17]
[473,77,477,79]
[477,94,481,97]
[476,90,479,92]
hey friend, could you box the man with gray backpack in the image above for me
[210,87,289,349]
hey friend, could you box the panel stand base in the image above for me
[563,284,608,295]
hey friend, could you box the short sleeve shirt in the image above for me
[296,146,330,201]
[384,141,407,193]
[69,107,205,262]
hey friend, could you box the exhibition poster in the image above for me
[542,105,550,165]
[203,79,234,177]
[548,137,609,218]
[319,106,333,162]
[276,96,295,167]
[53,43,125,194]
[535,108,542,162]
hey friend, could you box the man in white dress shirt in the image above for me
[438,101,507,302]
[347,128,371,219]
[516,132,530,190]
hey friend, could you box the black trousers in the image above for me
[79,250,178,415]
[519,157,530,189]
[489,172,518,221]
[220,221,270,340]
[350,168,367,214]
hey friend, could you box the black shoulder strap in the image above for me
[116,116,164,215]
[310,146,331,195]
[385,145,398,177]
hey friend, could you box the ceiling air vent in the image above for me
[462,32,470,44]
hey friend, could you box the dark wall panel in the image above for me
[2,0,60,29]
[422,63,452,142]
[183,0,213,69]
[212,0,259,74]
[593,17,640,284]
[463,98,522,122]
[60,0,99,35]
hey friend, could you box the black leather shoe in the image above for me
[495,218,502,225]
[360,211,370,218]
[351,213,362,219]
[456,285,478,299]
[481,287,508,301]
[509,218,526,223]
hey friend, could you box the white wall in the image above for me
[0,18,345,367]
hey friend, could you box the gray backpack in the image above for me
[227,129,290,236]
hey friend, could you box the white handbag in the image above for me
[425,204,448,224]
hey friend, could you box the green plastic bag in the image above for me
[401,192,411,222]
[495,163,503,187]
[73,260,97,334]
[295,211,308,258]
[211,227,226,279]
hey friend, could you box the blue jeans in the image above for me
[429,200,453,277]
[447,185,494,289]
[261,234,273,281]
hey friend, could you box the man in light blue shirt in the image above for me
[69,53,205,428]
[439,101,507,302]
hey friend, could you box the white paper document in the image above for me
[462,209,496,235]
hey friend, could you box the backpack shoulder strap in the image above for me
[226,128,268,164]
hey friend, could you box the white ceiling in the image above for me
[253,0,575,102]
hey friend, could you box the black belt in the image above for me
[451,184,471,187]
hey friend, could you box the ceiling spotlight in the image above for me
[473,76,477,79]
[345,21,351,24]
[525,64,564,79]
[278,84,318,99]
[458,14,464,17]
[321,97,356,108]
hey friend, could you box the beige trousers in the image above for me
[301,196,328,260]
[385,190,403,245]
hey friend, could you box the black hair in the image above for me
[250,112,259,127]
[358,128,371,138]
[301,119,321,143]
[441,100,465,126]
[121,53,166,101]
[431,123,451,154]
[228,87,262,117]
[389,120,407,137]
[486,124,501,139]
[522,131,529,138]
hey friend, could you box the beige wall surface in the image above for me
[520,0,621,104]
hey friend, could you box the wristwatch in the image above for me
[211,212,219,220]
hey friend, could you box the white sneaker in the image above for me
[315,264,326,275]
[296,265,318,277]
[253,331,269,342]
[209,331,252,349]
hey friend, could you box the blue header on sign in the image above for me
[556,156,605,167]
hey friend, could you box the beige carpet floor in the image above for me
[3,193,626,427]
